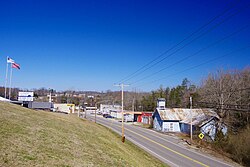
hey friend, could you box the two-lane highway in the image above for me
[86,114,236,167]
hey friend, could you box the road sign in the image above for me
[198,133,204,140]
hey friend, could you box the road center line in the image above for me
[109,122,209,167]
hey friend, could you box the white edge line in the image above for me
[126,136,179,167]
[88,115,234,167]
[129,125,234,167]
[103,122,179,167]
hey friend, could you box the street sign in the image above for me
[198,133,204,140]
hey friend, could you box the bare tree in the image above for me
[198,67,250,129]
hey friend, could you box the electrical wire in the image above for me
[134,44,250,88]
[198,87,250,97]
[196,102,250,112]
[118,1,247,83]
[197,101,250,107]
[131,24,250,85]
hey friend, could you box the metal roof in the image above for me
[157,108,219,125]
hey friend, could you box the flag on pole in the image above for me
[12,62,20,69]
[7,57,15,64]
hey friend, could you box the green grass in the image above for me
[0,102,166,167]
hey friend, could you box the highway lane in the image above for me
[86,114,236,167]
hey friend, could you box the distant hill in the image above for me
[0,102,165,167]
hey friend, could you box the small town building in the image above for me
[141,112,153,124]
[100,104,121,115]
[152,98,226,140]
[110,110,122,119]
[54,103,75,113]
[136,112,153,124]
[153,108,181,132]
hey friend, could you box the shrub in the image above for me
[226,127,250,166]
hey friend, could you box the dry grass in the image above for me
[224,127,250,166]
[0,102,166,167]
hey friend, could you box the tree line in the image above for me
[141,67,250,130]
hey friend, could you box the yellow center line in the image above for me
[110,122,209,167]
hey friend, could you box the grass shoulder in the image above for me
[0,102,167,167]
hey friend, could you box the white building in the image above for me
[54,103,75,113]
[100,104,122,115]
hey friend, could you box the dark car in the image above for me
[105,115,113,118]
[103,114,112,118]
[103,114,109,118]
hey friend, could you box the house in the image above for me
[179,108,219,134]
[152,98,226,140]
[152,98,181,132]
[153,108,181,132]
[153,107,220,132]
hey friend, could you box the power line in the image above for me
[197,101,250,108]
[131,24,250,85]
[134,44,250,88]
[126,4,250,83]
[118,1,241,83]
[198,87,250,97]
[196,102,250,112]
[119,1,248,83]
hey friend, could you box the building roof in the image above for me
[156,108,219,125]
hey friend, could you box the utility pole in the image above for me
[190,96,193,142]
[114,83,129,143]
[132,97,135,123]
[132,98,135,112]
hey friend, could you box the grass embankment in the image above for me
[0,102,166,167]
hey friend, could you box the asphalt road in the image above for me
[86,114,236,167]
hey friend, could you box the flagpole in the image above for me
[4,57,9,98]
[9,65,13,100]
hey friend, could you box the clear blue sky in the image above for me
[0,0,249,92]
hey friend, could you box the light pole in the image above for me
[49,88,53,103]
[114,83,129,143]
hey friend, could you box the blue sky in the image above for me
[0,0,249,92]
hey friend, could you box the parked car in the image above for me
[103,114,112,118]
[106,115,113,118]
